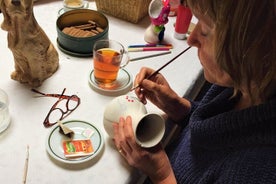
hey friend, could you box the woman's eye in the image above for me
[199,23,209,37]
[194,20,211,37]
[200,31,208,37]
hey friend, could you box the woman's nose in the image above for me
[187,23,201,48]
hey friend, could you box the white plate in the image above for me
[46,120,104,164]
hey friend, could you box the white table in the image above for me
[0,1,202,183]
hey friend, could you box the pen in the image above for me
[130,46,192,91]
[130,51,171,61]
[128,44,173,48]
[128,47,171,52]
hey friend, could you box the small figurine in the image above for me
[144,0,170,44]
[0,0,59,87]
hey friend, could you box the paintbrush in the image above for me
[22,145,29,184]
[130,46,192,91]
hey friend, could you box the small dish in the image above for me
[58,1,89,16]
[46,120,104,164]
[88,69,133,96]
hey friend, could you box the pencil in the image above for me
[128,44,173,48]
[128,47,171,52]
[23,145,29,184]
[130,46,192,91]
[130,51,171,61]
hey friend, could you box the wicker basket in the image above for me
[95,0,152,23]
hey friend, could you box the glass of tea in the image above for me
[93,40,130,86]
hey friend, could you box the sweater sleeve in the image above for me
[176,99,199,127]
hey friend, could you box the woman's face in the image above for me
[187,11,233,87]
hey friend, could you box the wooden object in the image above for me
[0,0,59,87]
[95,0,151,23]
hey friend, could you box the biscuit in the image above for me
[62,20,104,38]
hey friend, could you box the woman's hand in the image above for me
[134,67,191,122]
[113,116,177,184]
[134,67,172,104]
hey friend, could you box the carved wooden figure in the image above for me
[0,0,59,87]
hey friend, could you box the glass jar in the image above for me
[0,89,10,134]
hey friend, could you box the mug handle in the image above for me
[120,50,130,68]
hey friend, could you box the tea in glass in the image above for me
[93,40,129,86]
[93,48,122,84]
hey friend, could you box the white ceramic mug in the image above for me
[103,95,165,148]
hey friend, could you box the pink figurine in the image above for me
[144,0,170,44]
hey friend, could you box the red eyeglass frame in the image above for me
[31,88,81,128]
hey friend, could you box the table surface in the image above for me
[0,1,202,183]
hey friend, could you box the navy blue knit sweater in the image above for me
[168,85,276,184]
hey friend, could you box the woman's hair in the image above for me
[187,0,276,102]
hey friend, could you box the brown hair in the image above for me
[187,0,276,102]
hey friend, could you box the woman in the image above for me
[113,0,276,183]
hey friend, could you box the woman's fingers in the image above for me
[123,116,138,148]
[113,116,142,156]
[112,123,122,150]
[118,117,134,155]
[135,89,147,104]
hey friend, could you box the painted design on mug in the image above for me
[125,95,135,103]
[116,95,136,113]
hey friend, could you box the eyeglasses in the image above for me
[31,88,81,128]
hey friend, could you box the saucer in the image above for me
[46,120,104,164]
[57,39,92,57]
[58,1,89,16]
[88,69,133,96]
